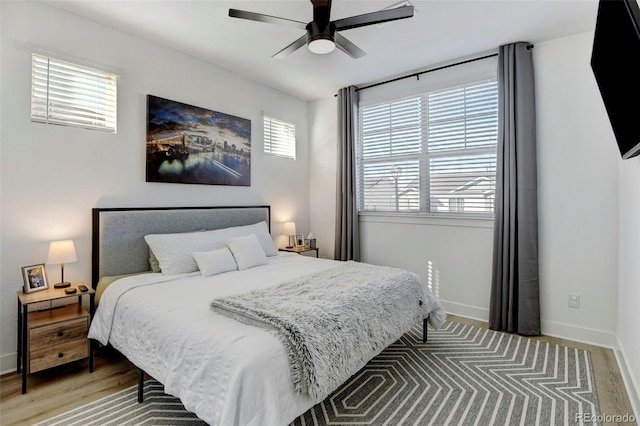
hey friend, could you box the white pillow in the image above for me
[192,247,238,277]
[144,230,227,275]
[226,234,268,270]
[144,221,276,275]
[229,221,278,257]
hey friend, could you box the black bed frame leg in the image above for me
[423,318,428,343]
[138,369,145,403]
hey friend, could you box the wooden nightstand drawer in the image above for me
[29,338,89,373]
[30,318,88,351]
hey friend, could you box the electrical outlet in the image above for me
[568,294,580,309]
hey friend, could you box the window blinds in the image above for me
[31,54,117,132]
[358,79,498,216]
[264,115,296,159]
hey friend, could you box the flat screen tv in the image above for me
[591,0,640,159]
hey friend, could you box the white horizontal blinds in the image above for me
[358,78,498,216]
[31,54,117,132]
[359,97,422,212]
[264,115,296,159]
[427,80,498,215]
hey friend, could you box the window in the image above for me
[31,54,117,132]
[357,79,498,217]
[263,115,296,159]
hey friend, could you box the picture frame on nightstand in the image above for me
[21,263,48,293]
[295,234,304,247]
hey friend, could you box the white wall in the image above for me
[535,32,619,345]
[308,97,337,259]
[618,158,640,413]
[360,215,493,318]
[0,1,310,372]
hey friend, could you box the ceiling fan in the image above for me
[229,0,414,59]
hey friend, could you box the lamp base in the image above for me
[53,282,71,289]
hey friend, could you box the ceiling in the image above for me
[46,0,599,101]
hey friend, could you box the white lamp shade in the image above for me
[283,221,296,235]
[47,240,78,265]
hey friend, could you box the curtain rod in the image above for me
[356,52,497,92]
[354,44,533,93]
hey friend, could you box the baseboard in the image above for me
[441,300,618,348]
[615,339,640,419]
[1,352,17,376]
[440,300,489,323]
[540,319,618,349]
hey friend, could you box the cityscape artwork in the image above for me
[146,95,251,186]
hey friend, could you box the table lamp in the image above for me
[283,222,296,249]
[47,240,78,288]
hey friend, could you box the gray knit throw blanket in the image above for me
[210,261,426,400]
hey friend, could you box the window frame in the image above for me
[356,77,498,219]
[31,54,117,133]
[263,115,296,160]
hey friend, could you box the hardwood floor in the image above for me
[1,315,636,425]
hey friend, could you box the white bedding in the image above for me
[89,253,445,426]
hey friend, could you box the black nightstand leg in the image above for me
[21,304,28,394]
[89,292,95,373]
[16,299,21,373]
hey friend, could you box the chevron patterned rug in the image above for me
[36,321,599,426]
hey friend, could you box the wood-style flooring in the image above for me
[0,314,636,425]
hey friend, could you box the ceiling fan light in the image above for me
[308,38,335,54]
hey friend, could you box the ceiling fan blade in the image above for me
[229,9,307,30]
[335,33,366,59]
[272,34,308,59]
[333,5,414,31]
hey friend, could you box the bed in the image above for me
[88,206,445,426]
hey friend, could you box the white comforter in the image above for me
[89,253,445,426]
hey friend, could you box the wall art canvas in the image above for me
[146,95,251,186]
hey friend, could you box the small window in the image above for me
[264,115,296,159]
[31,54,117,132]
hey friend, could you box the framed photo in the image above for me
[21,264,49,293]
[295,234,304,247]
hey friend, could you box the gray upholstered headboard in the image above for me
[91,206,270,288]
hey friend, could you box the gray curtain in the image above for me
[335,86,360,261]
[489,42,540,335]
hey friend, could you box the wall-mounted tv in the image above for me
[591,0,640,159]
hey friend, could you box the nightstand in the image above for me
[279,246,319,258]
[16,283,95,394]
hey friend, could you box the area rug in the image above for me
[35,321,599,426]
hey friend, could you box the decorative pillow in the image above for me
[226,234,268,270]
[229,221,278,257]
[193,247,238,277]
[144,230,228,275]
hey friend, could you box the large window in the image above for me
[357,79,498,217]
[263,115,296,160]
[31,54,117,132]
